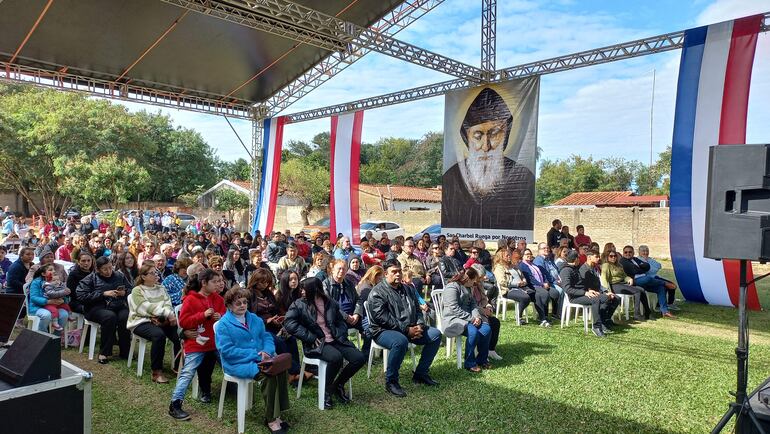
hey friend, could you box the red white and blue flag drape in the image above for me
[252,116,285,237]
[670,15,763,309]
[329,111,364,245]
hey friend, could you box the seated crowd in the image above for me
[0,211,679,432]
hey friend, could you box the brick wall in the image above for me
[534,207,670,258]
[237,205,671,258]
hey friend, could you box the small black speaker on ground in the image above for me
[705,144,770,261]
[0,329,61,387]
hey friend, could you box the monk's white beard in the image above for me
[463,147,504,195]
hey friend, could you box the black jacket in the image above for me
[265,241,287,263]
[578,264,601,292]
[76,270,133,313]
[559,264,585,298]
[619,256,650,278]
[66,265,92,313]
[546,227,562,248]
[439,256,462,279]
[323,277,363,317]
[477,249,493,271]
[283,297,354,356]
[367,279,424,339]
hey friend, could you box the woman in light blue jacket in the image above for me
[28,264,70,332]
[216,287,290,433]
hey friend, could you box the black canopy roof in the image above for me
[0,0,403,110]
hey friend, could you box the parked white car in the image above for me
[360,221,405,240]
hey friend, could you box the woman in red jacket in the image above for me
[168,268,226,421]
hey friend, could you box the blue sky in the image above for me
[118,0,770,166]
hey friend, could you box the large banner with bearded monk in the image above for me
[442,78,539,243]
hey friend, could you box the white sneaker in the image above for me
[539,320,551,328]
[488,350,503,361]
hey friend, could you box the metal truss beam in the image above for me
[0,61,253,119]
[481,0,496,75]
[265,0,446,116]
[285,78,470,123]
[284,12,770,123]
[162,0,484,81]
[160,0,346,52]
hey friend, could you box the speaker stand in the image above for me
[713,259,768,434]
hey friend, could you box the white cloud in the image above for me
[697,0,769,24]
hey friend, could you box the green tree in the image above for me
[135,111,219,200]
[214,188,250,222]
[279,159,330,225]
[635,145,671,196]
[535,156,607,206]
[0,86,153,218]
[218,157,251,181]
[58,154,150,209]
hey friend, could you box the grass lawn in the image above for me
[58,261,770,433]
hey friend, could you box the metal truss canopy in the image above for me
[0,61,254,119]
[165,0,485,82]
[265,0,446,116]
[284,12,770,123]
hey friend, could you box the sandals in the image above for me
[466,366,482,373]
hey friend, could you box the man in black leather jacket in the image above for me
[367,259,442,397]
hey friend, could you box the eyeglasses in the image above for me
[232,300,248,307]
[608,254,617,258]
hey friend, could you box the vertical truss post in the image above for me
[249,105,266,233]
[481,0,496,81]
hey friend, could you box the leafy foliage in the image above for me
[279,159,330,225]
[57,154,150,209]
[535,147,672,205]
[213,188,250,222]
[0,85,221,217]
[217,157,251,181]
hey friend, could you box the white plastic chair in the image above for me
[79,319,101,360]
[614,293,633,321]
[362,301,416,378]
[214,321,255,434]
[560,294,591,333]
[647,291,660,312]
[23,284,78,345]
[495,284,529,325]
[430,289,463,369]
[296,356,353,410]
[127,333,150,376]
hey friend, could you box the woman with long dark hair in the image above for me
[114,251,139,283]
[66,250,95,314]
[284,277,365,408]
[223,249,246,287]
[247,269,303,385]
[441,267,491,372]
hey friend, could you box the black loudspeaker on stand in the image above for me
[706,144,770,434]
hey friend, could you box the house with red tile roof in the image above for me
[549,191,668,208]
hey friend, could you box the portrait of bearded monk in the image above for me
[442,87,536,230]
